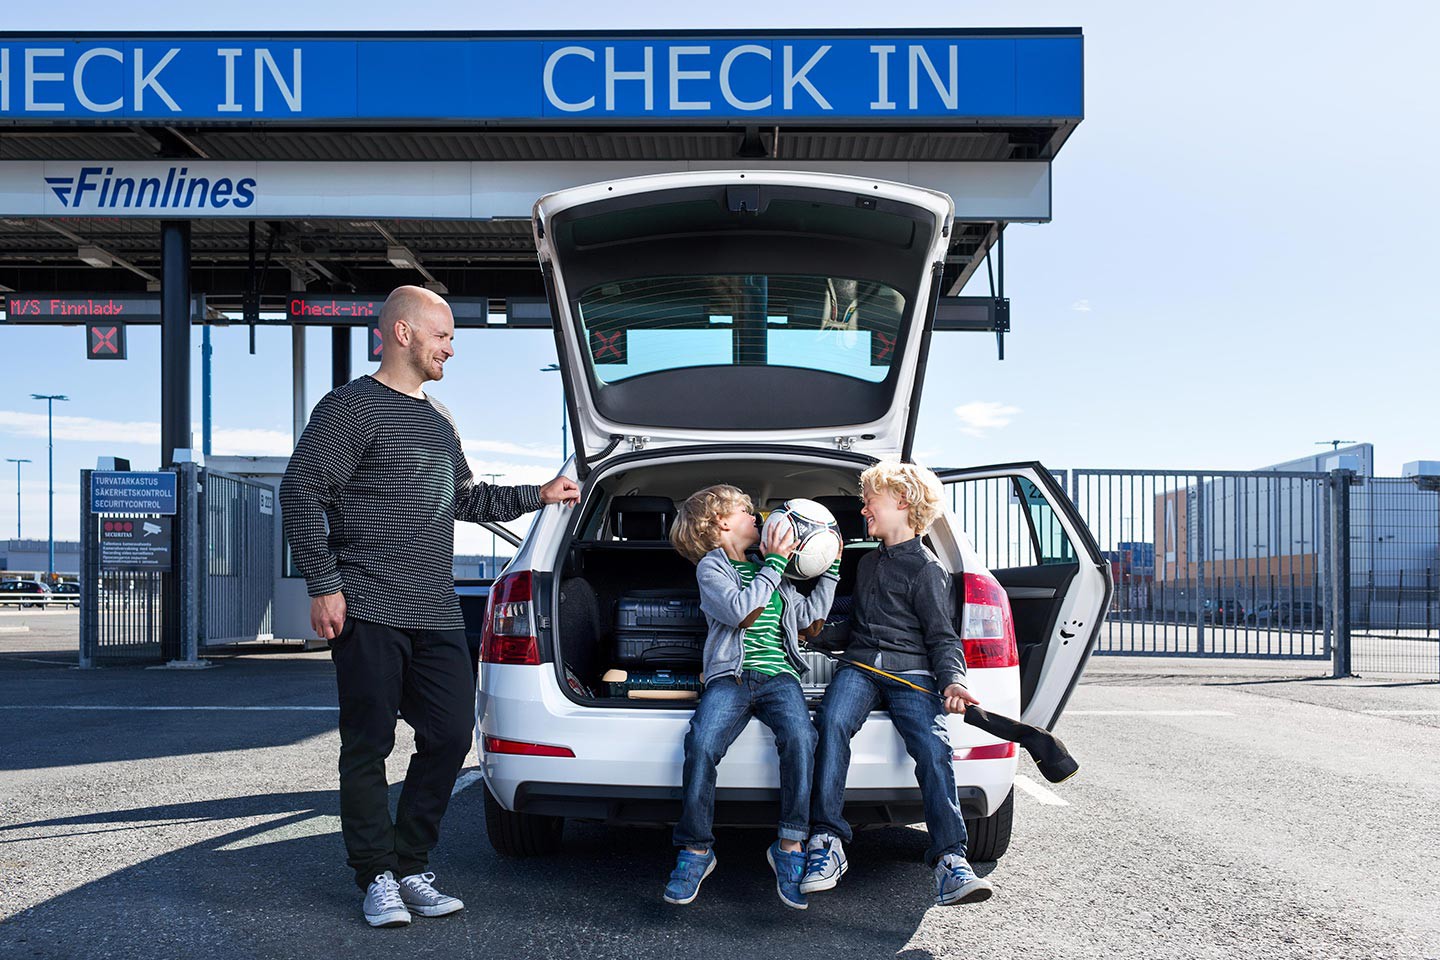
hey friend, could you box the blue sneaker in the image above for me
[933,853,994,906]
[663,849,716,905]
[766,841,808,910]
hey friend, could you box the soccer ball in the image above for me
[762,498,843,580]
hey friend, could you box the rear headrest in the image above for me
[813,495,867,542]
[608,495,677,541]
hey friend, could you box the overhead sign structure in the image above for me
[86,321,126,359]
[0,33,1082,123]
[0,159,1054,221]
[3,293,205,324]
[91,471,178,515]
[99,517,172,571]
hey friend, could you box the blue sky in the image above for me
[2,1,1436,555]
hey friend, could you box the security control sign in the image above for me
[100,517,172,571]
[91,471,178,515]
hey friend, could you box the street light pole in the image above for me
[540,364,567,461]
[478,472,504,578]
[30,394,69,580]
[6,458,32,539]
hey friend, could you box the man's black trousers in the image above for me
[330,617,475,889]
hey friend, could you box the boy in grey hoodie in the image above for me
[662,484,839,910]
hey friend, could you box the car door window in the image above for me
[945,474,1078,570]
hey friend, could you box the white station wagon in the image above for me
[475,170,1110,861]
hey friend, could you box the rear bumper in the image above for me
[478,664,1020,824]
[509,781,992,825]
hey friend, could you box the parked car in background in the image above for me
[1247,601,1318,628]
[50,581,80,608]
[1202,598,1246,624]
[0,579,52,608]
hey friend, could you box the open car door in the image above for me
[936,463,1112,730]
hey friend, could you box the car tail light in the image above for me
[482,735,575,758]
[480,570,540,665]
[961,572,1018,669]
[953,742,1017,761]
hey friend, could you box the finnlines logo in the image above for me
[45,167,257,210]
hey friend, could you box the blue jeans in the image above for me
[673,670,817,849]
[811,665,968,866]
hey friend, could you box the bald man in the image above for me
[280,285,579,927]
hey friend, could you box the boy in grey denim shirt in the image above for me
[802,461,993,906]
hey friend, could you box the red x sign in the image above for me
[368,323,383,361]
[86,322,127,360]
[870,331,895,365]
[590,329,627,364]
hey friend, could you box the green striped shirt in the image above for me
[729,554,798,679]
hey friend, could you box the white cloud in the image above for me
[0,410,292,456]
[1071,299,1092,312]
[953,401,1020,438]
[0,410,158,445]
[464,458,561,487]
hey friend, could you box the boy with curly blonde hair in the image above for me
[802,461,993,905]
[663,484,840,910]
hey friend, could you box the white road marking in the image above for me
[1363,709,1440,716]
[0,704,338,711]
[451,770,483,797]
[1066,710,1235,717]
[1013,774,1069,806]
[4,656,72,665]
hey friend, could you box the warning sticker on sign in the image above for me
[100,517,173,571]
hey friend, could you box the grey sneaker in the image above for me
[363,871,412,927]
[933,853,994,906]
[398,871,465,917]
[800,833,848,894]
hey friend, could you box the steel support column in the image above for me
[160,221,192,465]
[331,326,352,388]
[291,270,308,442]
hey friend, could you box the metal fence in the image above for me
[1348,476,1440,677]
[201,469,275,647]
[946,466,1439,680]
[1070,469,1333,660]
[79,464,276,666]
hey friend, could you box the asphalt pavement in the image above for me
[1,612,1436,960]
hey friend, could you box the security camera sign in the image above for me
[100,517,173,571]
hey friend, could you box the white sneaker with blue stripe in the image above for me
[800,833,848,893]
[933,853,994,906]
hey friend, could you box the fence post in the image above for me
[78,469,95,669]
[1328,468,1354,678]
[165,462,210,669]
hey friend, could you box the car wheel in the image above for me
[483,783,564,857]
[964,787,1014,862]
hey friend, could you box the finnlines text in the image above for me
[46,166,257,210]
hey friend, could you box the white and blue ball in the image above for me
[762,498,843,580]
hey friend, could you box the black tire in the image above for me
[483,783,564,857]
[964,787,1014,862]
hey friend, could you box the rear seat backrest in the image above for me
[813,495,867,542]
[608,495,677,541]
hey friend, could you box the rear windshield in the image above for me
[576,273,907,386]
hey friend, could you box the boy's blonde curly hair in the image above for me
[859,461,945,535]
[669,484,754,563]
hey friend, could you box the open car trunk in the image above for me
[548,452,878,707]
